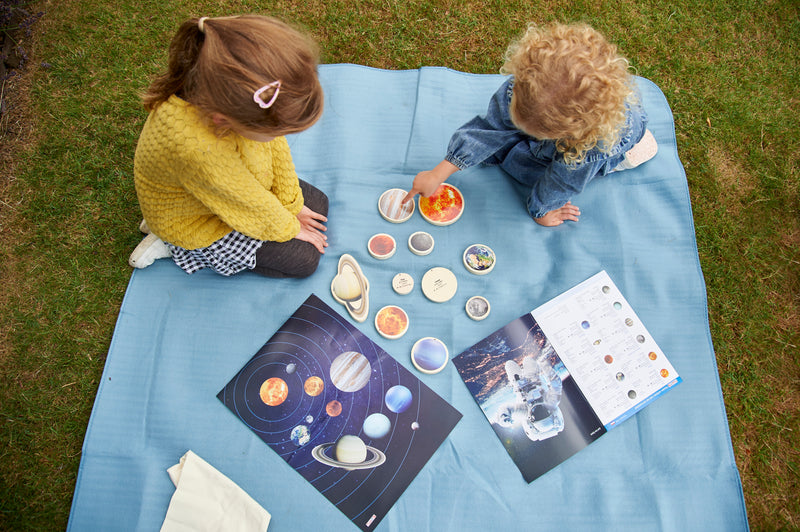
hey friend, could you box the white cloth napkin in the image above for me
[160,450,271,532]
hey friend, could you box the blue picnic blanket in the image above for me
[68,64,748,531]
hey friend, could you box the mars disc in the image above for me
[368,233,396,260]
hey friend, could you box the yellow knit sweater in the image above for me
[134,95,304,250]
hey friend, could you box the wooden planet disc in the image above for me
[378,188,414,223]
[330,254,370,322]
[465,295,491,321]
[392,273,414,295]
[462,244,496,275]
[368,233,396,259]
[408,231,434,256]
[411,337,449,374]
[375,305,409,339]
[421,267,457,303]
[418,183,464,226]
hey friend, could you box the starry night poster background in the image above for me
[452,312,606,483]
[218,294,462,531]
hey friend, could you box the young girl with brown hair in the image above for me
[404,23,657,227]
[129,15,329,278]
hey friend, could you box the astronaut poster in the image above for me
[218,294,462,531]
[453,271,681,483]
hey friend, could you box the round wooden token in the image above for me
[392,273,414,295]
[421,267,457,303]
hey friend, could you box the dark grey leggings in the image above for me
[251,180,328,278]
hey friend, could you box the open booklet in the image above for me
[452,271,681,483]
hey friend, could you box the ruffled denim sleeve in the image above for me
[444,77,525,170]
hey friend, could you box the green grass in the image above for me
[1,0,798,529]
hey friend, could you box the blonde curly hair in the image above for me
[501,23,634,165]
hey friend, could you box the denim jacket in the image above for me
[445,77,648,218]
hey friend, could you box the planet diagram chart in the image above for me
[217,295,463,532]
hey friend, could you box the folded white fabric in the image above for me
[160,450,271,532]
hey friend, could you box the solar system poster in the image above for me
[453,271,681,483]
[217,294,462,531]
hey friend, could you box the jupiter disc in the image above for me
[378,188,415,223]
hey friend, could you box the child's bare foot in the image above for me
[534,201,581,226]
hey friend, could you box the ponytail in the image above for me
[142,18,206,111]
[141,16,323,137]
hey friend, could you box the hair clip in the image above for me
[253,81,281,109]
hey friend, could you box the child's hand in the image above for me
[403,170,443,203]
[297,205,327,232]
[534,201,581,226]
[295,227,328,253]
[403,160,460,204]
[296,206,328,253]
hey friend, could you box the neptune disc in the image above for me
[410,337,449,374]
